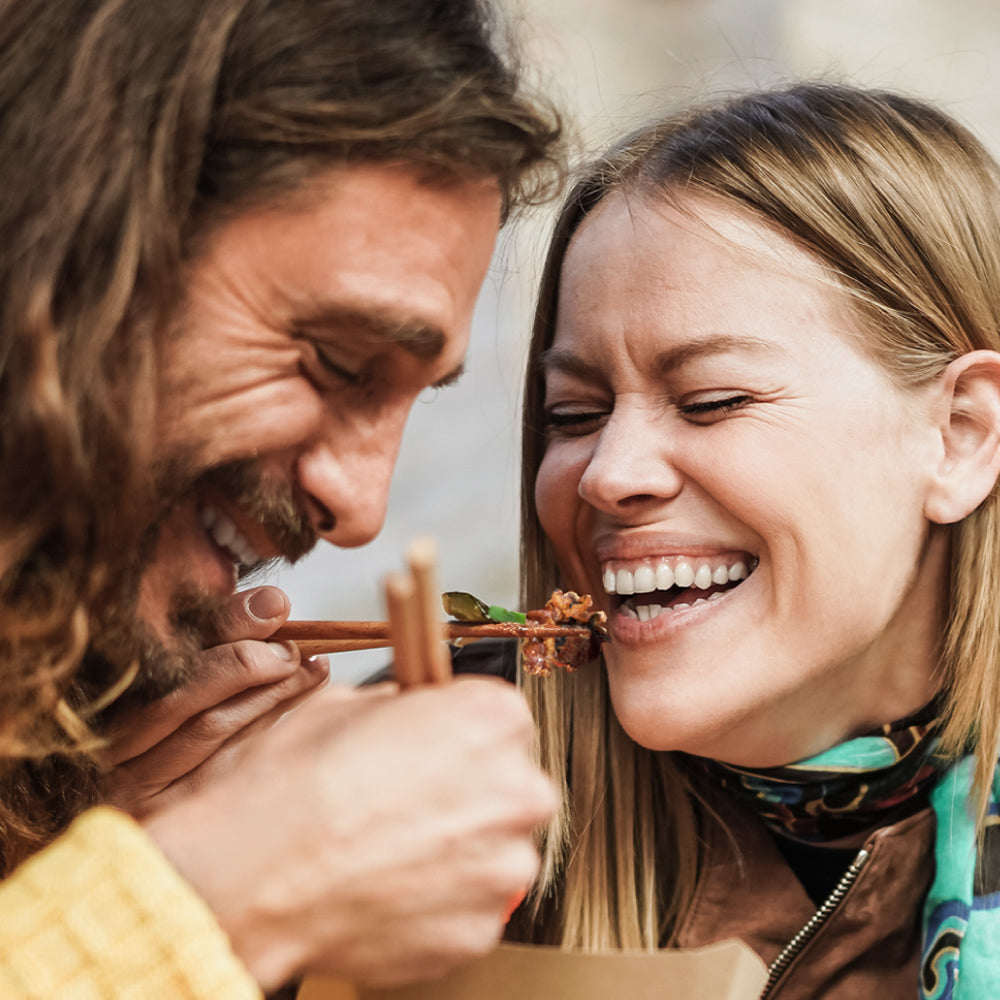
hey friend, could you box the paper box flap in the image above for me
[298,939,767,1000]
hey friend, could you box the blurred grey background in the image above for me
[268,0,1000,682]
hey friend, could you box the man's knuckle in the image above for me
[183,709,232,744]
[229,639,261,674]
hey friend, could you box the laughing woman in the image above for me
[513,83,1000,998]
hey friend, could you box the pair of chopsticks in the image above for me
[275,618,584,656]
[273,537,451,688]
[382,537,452,688]
[273,539,586,674]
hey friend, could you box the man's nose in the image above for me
[295,406,409,548]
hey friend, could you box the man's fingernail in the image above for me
[267,641,296,660]
[246,587,285,621]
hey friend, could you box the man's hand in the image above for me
[103,586,329,818]
[143,678,558,992]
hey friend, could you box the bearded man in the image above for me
[0,1,562,995]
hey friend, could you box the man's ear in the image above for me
[924,350,1000,525]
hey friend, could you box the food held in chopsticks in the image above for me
[443,588,608,677]
[442,591,527,624]
[275,587,608,675]
[522,589,608,676]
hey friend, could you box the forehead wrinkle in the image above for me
[292,302,446,361]
[540,335,785,383]
[652,334,788,376]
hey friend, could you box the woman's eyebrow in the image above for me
[538,345,605,380]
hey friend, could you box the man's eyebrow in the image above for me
[292,303,446,361]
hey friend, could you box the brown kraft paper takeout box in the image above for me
[297,939,768,1000]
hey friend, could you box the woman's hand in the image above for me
[102,586,329,818]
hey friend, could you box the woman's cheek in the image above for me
[534,448,589,582]
[534,453,566,538]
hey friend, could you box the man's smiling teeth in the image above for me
[200,505,261,568]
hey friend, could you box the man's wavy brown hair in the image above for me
[0,0,562,873]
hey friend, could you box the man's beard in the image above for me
[81,458,318,719]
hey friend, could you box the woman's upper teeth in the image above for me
[602,557,749,596]
[200,505,261,568]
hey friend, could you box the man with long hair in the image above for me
[0,0,562,995]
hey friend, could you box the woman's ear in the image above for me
[924,350,1000,525]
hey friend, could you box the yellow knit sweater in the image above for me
[0,806,262,998]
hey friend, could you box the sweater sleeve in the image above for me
[0,806,263,999]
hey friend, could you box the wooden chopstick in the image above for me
[384,570,424,688]
[291,637,394,655]
[377,536,453,688]
[403,536,452,685]
[274,620,586,655]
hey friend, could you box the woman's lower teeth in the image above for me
[625,591,726,621]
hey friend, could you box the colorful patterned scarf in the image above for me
[707,713,1000,999]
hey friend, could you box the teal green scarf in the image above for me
[710,720,1000,998]
[921,756,1000,998]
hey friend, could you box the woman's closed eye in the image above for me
[678,393,754,421]
[543,406,610,435]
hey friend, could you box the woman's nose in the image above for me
[577,407,683,515]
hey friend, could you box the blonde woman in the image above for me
[514,83,1000,998]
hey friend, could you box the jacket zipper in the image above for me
[758,847,871,999]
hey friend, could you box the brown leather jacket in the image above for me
[676,784,934,999]
[466,648,934,997]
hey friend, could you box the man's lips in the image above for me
[182,458,318,569]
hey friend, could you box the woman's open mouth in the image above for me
[601,554,756,623]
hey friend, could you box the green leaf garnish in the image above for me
[486,604,527,624]
[442,591,527,625]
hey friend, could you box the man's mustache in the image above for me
[206,461,318,564]
[156,457,319,565]
[83,458,320,714]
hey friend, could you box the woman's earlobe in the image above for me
[923,350,1000,524]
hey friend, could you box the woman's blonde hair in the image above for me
[518,81,1000,949]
